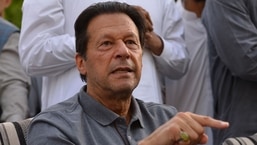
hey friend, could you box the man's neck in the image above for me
[98,95,131,115]
[100,96,132,124]
[88,92,132,123]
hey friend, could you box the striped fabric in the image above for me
[223,133,257,145]
[0,118,32,145]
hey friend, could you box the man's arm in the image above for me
[19,0,76,77]
[0,33,30,122]
[203,0,257,81]
[134,0,190,79]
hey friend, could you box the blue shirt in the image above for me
[0,18,19,51]
[27,86,177,145]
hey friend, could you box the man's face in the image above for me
[77,13,143,97]
[0,0,11,17]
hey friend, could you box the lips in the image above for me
[112,66,133,73]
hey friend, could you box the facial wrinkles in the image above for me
[86,14,142,97]
[87,14,141,74]
[91,27,138,49]
[89,14,137,39]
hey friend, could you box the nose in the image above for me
[115,40,130,59]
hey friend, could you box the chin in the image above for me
[115,83,136,93]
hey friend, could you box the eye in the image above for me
[99,41,113,50]
[125,39,138,46]
[101,41,112,46]
[126,40,136,44]
[125,39,139,49]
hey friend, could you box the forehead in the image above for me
[87,13,138,36]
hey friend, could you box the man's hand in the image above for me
[139,112,229,145]
[133,5,163,55]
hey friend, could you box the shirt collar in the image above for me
[78,86,144,128]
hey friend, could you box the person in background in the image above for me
[0,0,30,122]
[27,76,42,117]
[202,0,257,144]
[19,0,189,111]
[27,2,229,144]
[165,0,213,144]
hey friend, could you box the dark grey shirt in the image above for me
[202,0,257,144]
[27,86,177,145]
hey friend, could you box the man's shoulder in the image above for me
[35,95,81,121]
[136,99,177,118]
[0,18,19,51]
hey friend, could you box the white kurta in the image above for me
[165,1,214,144]
[19,0,188,110]
[165,0,213,116]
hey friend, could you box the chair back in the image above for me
[0,118,32,145]
[223,133,257,145]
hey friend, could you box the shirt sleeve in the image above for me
[204,0,257,81]
[19,0,76,77]
[153,0,189,80]
[0,33,30,122]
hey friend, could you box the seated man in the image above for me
[27,2,229,145]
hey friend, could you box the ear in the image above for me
[75,53,87,76]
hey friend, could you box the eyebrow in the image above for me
[100,31,139,40]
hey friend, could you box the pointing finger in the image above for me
[188,112,229,129]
